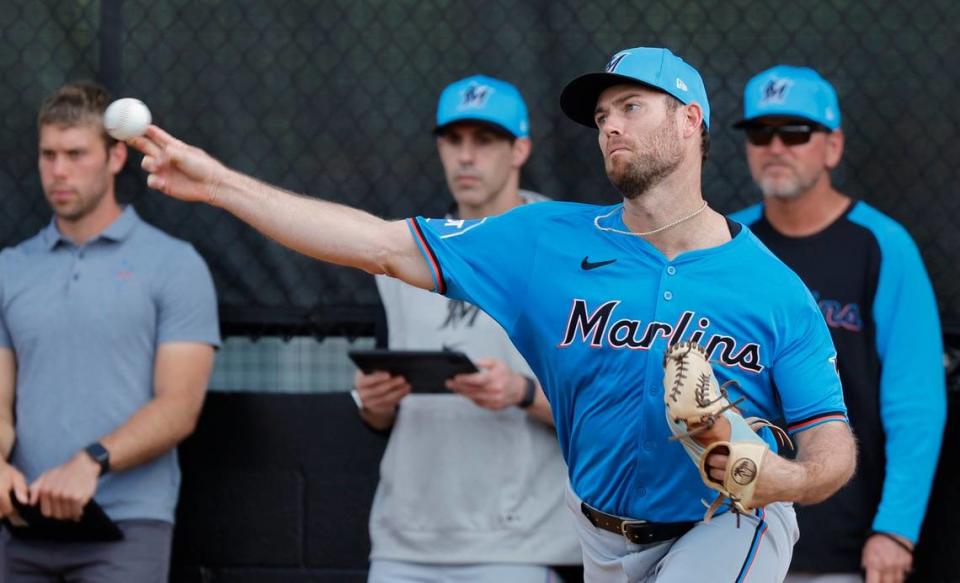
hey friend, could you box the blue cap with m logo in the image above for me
[734,65,841,130]
[435,75,529,138]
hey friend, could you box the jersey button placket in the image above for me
[661,264,676,302]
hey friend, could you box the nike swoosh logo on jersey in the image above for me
[581,257,617,270]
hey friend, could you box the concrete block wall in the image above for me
[171,392,384,582]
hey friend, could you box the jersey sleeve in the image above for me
[774,293,849,434]
[155,245,221,347]
[408,204,540,336]
[869,226,946,543]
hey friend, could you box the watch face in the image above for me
[86,443,110,473]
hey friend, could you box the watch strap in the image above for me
[517,376,537,409]
[84,442,110,476]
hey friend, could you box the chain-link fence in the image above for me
[2,0,958,336]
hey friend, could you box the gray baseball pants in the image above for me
[368,559,563,582]
[567,486,798,583]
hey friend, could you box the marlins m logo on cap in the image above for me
[459,82,493,110]
[760,78,793,105]
[605,52,628,73]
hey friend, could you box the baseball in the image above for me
[103,98,152,140]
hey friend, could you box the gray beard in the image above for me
[759,172,818,200]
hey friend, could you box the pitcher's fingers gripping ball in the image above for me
[129,125,229,205]
[662,341,792,522]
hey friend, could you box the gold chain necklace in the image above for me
[595,201,709,237]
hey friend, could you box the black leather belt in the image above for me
[581,502,695,545]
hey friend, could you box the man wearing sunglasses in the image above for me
[731,65,946,583]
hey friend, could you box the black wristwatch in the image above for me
[84,442,111,476]
[516,376,537,409]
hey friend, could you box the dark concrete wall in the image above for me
[171,392,386,582]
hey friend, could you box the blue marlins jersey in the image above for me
[408,201,847,523]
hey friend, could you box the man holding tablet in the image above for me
[352,75,581,582]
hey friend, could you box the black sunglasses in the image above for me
[744,124,826,147]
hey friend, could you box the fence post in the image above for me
[99,0,124,93]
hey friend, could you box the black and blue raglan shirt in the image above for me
[732,200,946,572]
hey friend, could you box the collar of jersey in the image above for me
[593,203,749,263]
[757,198,858,245]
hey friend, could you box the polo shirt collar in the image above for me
[100,206,140,242]
[41,205,141,250]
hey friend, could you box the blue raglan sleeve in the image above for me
[727,203,763,227]
[407,203,540,337]
[868,224,945,543]
[774,291,849,434]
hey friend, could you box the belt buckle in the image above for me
[620,518,648,543]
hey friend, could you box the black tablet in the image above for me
[2,495,124,542]
[348,349,479,394]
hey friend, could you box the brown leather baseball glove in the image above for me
[662,341,790,522]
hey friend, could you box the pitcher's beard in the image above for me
[606,117,684,200]
[609,154,682,200]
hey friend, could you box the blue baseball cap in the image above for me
[560,47,711,129]
[434,75,529,138]
[734,65,841,130]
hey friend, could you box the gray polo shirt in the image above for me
[0,206,220,523]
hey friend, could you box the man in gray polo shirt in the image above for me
[0,82,220,581]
